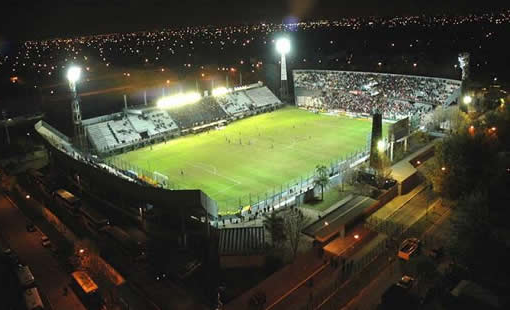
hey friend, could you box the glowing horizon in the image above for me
[156,92,201,108]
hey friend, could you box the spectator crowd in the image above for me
[294,70,461,119]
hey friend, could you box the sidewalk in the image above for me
[369,183,426,221]
[225,246,327,310]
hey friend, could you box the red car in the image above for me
[398,238,421,260]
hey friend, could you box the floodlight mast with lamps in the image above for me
[67,66,85,150]
[276,38,290,102]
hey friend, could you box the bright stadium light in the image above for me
[463,95,472,104]
[377,140,385,152]
[157,92,201,108]
[67,66,81,84]
[276,38,291,102]
[276,38,291,55]
[212,87,231,97]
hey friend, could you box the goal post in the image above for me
[153,171,170,188]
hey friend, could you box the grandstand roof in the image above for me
[303,195,376,242]
[218,226,265,255]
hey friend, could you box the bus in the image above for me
[24,287,44,310]
[71,271,102,309]
[17,265,35,288]
[79,205,109,233]
[53,189,81,213]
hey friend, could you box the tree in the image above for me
[263,212,285,248]
[423,130,498,200]
[446,191,506,281]
[314,165,329,201]
[283,209,310,260]
[424,97,510,285]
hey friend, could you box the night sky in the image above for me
[1,0,508,40]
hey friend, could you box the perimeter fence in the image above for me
[103,135,372,217]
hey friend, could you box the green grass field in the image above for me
[114,106,376,212]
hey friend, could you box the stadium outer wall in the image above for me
[38,131,216,242]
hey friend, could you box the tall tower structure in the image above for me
[369,110,383,169]
[276,38,290,103]
[67,66,84,150]
[458,53,470,81]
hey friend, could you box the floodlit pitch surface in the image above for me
[114,106,376,213]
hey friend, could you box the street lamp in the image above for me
[276,38,290,102]
[462,95,472,105]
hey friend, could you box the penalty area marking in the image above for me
[184,161,242,185]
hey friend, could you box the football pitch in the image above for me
[114,106,377,213]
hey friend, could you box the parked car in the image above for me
[396,275,415,289]
[2,248,12,256]
[2,248,20,265]
[26,223,36,232]
[41,236,51,248]
[398,238,421,260]
[428,246,444,260]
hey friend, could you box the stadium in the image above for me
[34,57,461,225]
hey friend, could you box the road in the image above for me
[340,195,450,310]
[268,226,375,310]
[0,191,86,310]
[388,189,436,227]
[341,258,403,310]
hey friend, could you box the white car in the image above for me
[41,236,51,247]
[396,275,415,289]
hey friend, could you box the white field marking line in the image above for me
[193,161,217,174]
[184,161,242,185]
[209,184,240,196]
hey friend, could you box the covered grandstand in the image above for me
[293,70,461,120]
[83,82,282,155]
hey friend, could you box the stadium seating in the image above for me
[127,110,179,136]
[85,85,281,153]
[166,97,228,129]
[294,70,461,119]
[245,86,282,107]
[216,92,252,115]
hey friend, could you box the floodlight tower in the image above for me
[458,53,470,81]
[67,66,84,150]
[458,52,471,109]
[276,38,290,102]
